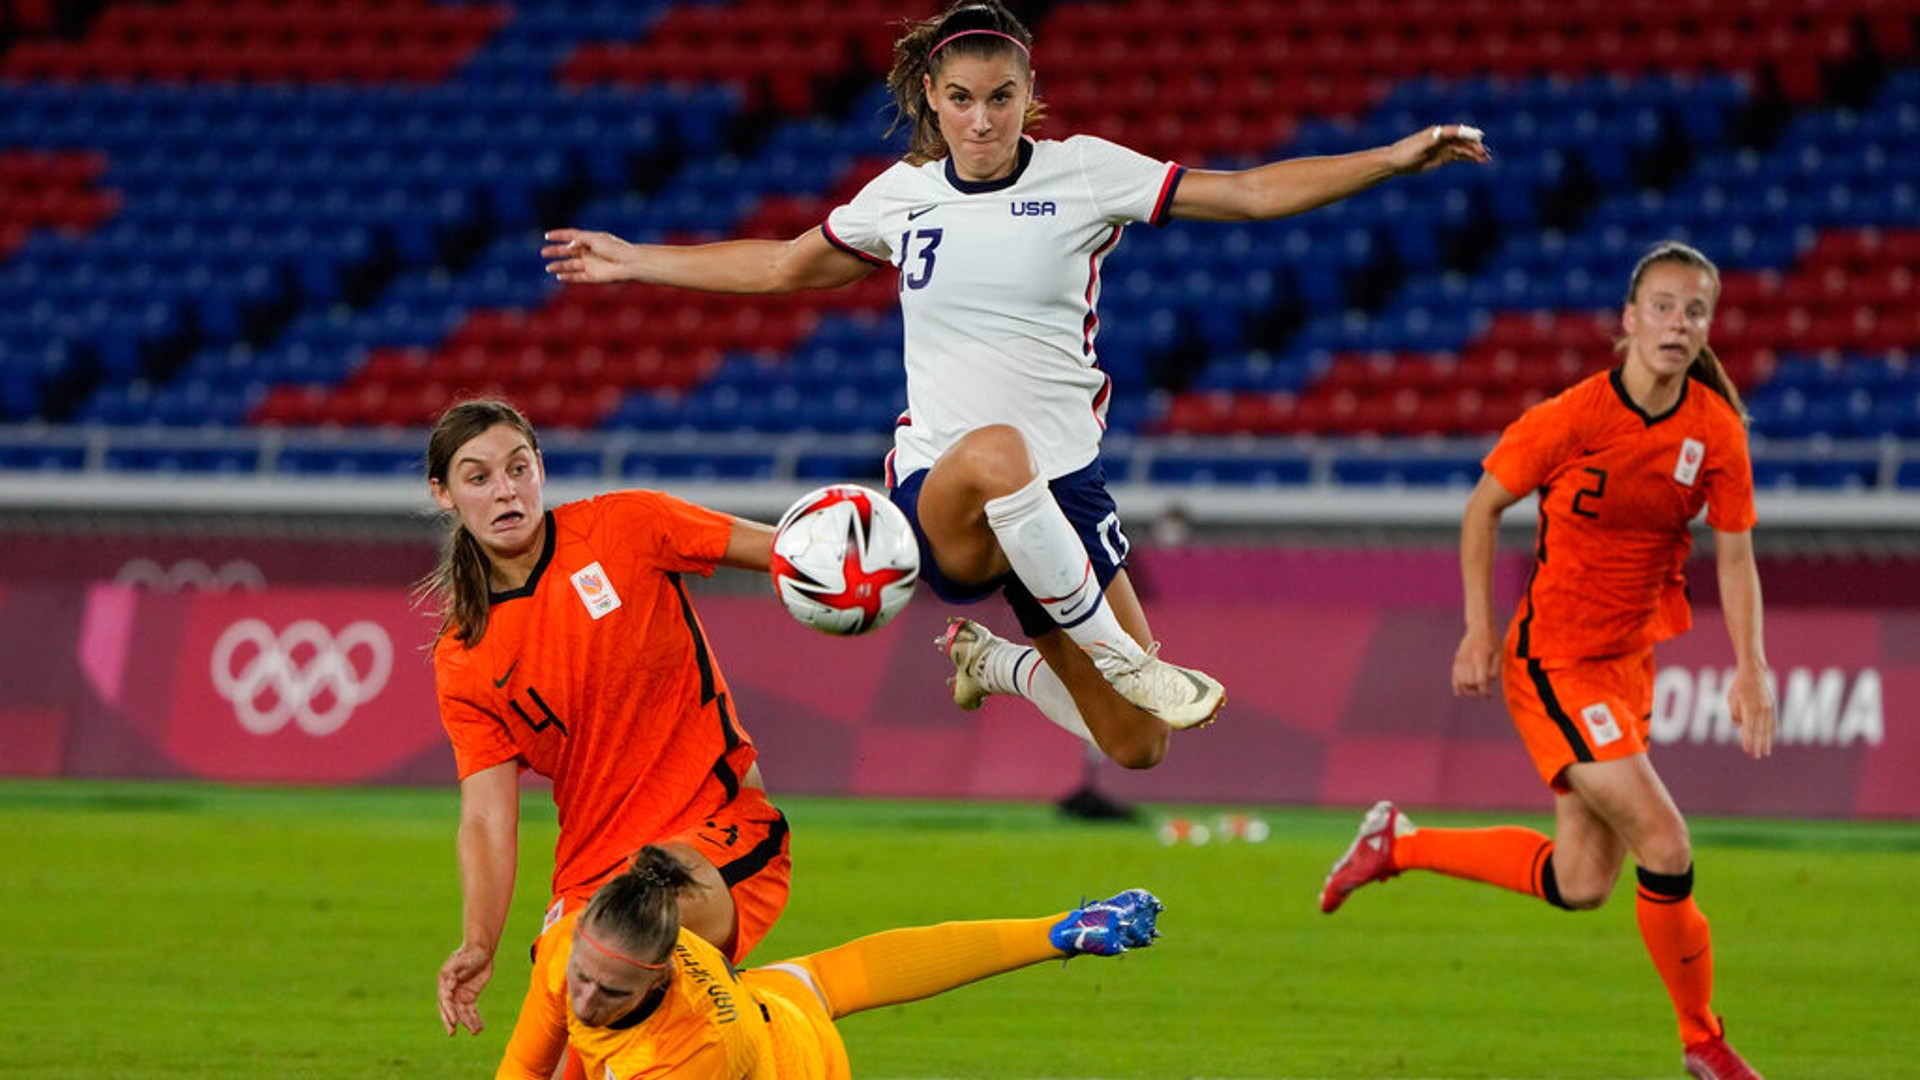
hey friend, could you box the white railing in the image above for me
[1,425,1918,529]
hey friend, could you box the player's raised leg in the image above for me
[772,889,1163,1020]
[917,426,1224,738]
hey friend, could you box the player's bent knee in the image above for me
[1547,863,1618,911]
[1558,888,1611,911]
[949,425,1037,488]
[1107,725,1169,770]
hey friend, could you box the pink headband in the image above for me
[578,929,669,972]
[929,28,1030,59]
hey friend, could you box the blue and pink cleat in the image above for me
[1050,888,1163,957]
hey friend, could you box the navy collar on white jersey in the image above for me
[944,137,1034,194]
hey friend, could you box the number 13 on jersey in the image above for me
[898,228,942,291]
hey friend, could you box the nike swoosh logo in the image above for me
[1173,669,1210,704]
[1680,947,1709,965]
[492,660,518,688]
[907,205,936,221]
[1140,669,1213,719]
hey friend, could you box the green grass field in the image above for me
[2,780,1915,1079]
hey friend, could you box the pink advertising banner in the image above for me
[2,548,1913,819]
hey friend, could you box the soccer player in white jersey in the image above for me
[541,0,1489,769]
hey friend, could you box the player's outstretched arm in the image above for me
[1171,123,1490,223]
[541,227,874,294]
[720,517,776,574]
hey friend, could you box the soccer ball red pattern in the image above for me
[770,484,920,635]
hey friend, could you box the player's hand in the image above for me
[437,943,495,1036]
[1727,663,1776,759]
[542,228,639,284]
[1387,123,1492,175]
[1451,626,1500,697]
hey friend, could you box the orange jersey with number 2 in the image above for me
[1484,369,1756,664]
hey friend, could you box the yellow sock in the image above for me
[794,916,1064,1019]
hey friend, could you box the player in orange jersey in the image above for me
[420,399,792,1067]
[497,845,1162,1079]
[1319,243,1775,1080]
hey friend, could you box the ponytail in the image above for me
[1688,345,1748,425]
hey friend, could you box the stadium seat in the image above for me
[0,0,1914,490]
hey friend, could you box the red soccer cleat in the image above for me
[1684,1026,1764,1080]
[1319,800,1414,914]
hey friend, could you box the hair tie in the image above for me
[929,28,1030,60]
[579,929,669,971]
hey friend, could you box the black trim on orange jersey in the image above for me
[1609,365,1688,427]
[717,810,790,888]
[487,510,557,604]
[1516,493,1550,658]
[667,571,718,704]
[666,573,747,780]
[1526,658,1594,764]
[711,736,741,803]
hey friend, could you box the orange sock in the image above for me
[793,916,1063,1019]
[1636,865,1720,1046]
[1392,826,1558,901]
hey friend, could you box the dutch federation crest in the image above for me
[570,562,622,620]
[1674,438,1705,486]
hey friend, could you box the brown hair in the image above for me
[579,846,701,967]
[1620,240,1748,423]
[414,398,540,647]
[885,1,1044,166]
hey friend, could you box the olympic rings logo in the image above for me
[116,558,266,593]
[210,618,393,736]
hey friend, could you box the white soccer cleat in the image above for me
[938,617,1008,711]
[1086,642,1225,730]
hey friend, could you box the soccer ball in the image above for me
[770,484,920,635]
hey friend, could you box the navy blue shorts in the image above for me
[890,459,1131,639]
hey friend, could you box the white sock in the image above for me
[1001,646,1095,746]
[983,476,1147,664]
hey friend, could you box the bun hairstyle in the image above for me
[886,1,1044,165]
[578,846,702,969]
[1621,241,1749,424]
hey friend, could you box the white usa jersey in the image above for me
[823,135,1183,480]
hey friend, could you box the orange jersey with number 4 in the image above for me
[1484,369,1756,664]
[433,491,758,902]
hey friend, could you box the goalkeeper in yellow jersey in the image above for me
[496,845,1162,1079]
